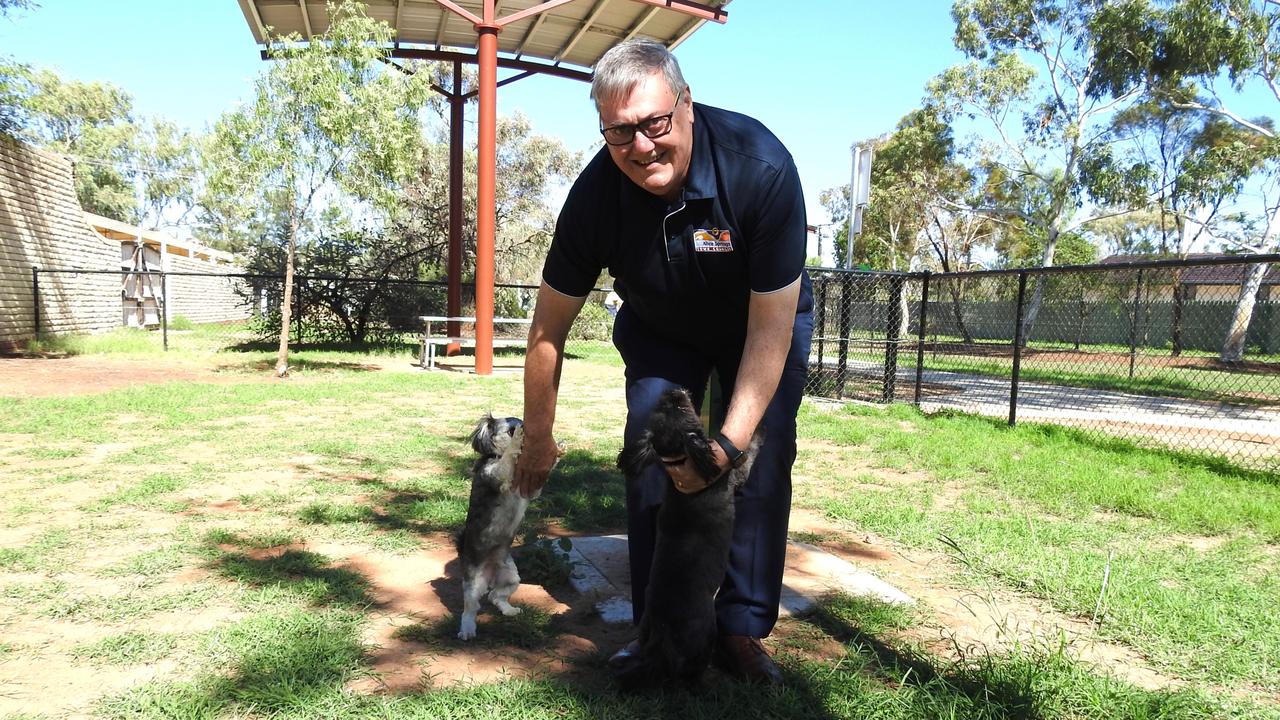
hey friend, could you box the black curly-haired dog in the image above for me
[613,387,762,690]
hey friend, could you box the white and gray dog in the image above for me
[454,414,549,641]
[613,388,763,689]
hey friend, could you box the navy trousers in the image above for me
[612,305,814,638]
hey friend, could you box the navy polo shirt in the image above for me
[542,102,811,351]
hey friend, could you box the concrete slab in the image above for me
[561,534,913,625]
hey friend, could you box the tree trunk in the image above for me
[1018,226,1060,346]
[1170,275,1185,357]
[948,279,974,344]
[276,217,297,377]
[1220,261,1267,363]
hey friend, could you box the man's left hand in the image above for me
[661,440,731,494]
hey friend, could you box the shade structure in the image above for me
[235,0,730,373]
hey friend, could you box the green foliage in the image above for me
[513,534,575,588]
[204,1,432,224]
[569,300,613,342]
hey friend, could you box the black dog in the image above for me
[613,388,762,689]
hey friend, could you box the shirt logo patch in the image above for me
[692,227,733,252]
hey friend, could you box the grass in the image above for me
[71,631,180,666]
[796,402,1280,690]
[0,342,1277,718]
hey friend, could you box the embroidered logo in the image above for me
[692,227,733,252]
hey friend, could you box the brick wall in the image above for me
[164,254,254,325]
[0,137,118,351]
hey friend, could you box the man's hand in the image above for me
[514,432,561,498]
[662,440,731,495]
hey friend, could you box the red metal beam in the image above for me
[475,25,498,375]
[629,0,728,23]
[496,0,580,28]
[432,0,483,26]
[388,47,592,82]
[448,62,465,356]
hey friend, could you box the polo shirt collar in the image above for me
[681,103,716,202]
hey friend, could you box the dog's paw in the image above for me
[495,602,523,617]
[457,615,477,640]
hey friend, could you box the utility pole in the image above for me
[847,143,873,269]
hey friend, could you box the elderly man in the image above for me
[513,39,813,686]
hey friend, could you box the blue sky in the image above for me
[1,1,969,231]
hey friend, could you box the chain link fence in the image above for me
[29,269,618,363]
[28,255,1280,469]
[808,255,1280,471]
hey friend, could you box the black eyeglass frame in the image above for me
[599,90,684,147]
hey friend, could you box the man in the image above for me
[512,39,813,686]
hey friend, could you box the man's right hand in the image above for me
[514,431,561,498]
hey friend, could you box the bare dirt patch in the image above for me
[0,356,261,398]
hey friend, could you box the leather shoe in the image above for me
[607,639,641,670]
[715,635,783,686]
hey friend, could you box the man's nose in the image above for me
[630,131,657,155]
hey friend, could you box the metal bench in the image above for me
[418,315,532,370]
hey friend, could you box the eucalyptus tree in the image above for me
[1089,0,1280,361]
[929,0,1154,345]
[394,110,579,287]
[4,63,141,218]
[204,0,431,376]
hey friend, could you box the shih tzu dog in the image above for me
[454,413,557,641]
[612,388,763,689]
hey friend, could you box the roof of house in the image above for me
[85,212,238,266]
[1099,253,1280,285]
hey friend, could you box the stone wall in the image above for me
[0,137,118,351]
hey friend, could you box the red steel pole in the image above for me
[475,23,497,375]
[447,61,463,356]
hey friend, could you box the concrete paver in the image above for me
[563,534,912,625]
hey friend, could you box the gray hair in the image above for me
[590,38,687,111]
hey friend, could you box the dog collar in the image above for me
[714,433,747,469]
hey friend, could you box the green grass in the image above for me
[92,594,1273,720]
[796,402,1280,690]
[71,631,180,666]
[1,345,1277,718]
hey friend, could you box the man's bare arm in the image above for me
[666,276,801,493]
[513,282,586,498]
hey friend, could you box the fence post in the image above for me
[1128,268,1143,380]
[815,275,827,383]
[883,274,904,403]
[915,271,931,406]
[1009,270,1028,426]
[31,266,40,341]
[836,274,853,400]
[160,272,169,352]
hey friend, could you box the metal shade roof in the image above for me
[236,0,731,78]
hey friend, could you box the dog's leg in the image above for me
[488,554,523,616]
[457,566,486,640]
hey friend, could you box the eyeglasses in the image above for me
[599,91,683,146]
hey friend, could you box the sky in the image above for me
[1,0,971,240]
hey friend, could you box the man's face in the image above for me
[598,72,693,202]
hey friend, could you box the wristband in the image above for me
[714,433,747,469]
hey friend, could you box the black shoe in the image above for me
[608,639,641,670]
[716,635,783,686]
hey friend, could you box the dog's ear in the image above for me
[617,430,657,478]
[469,414,498,455]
